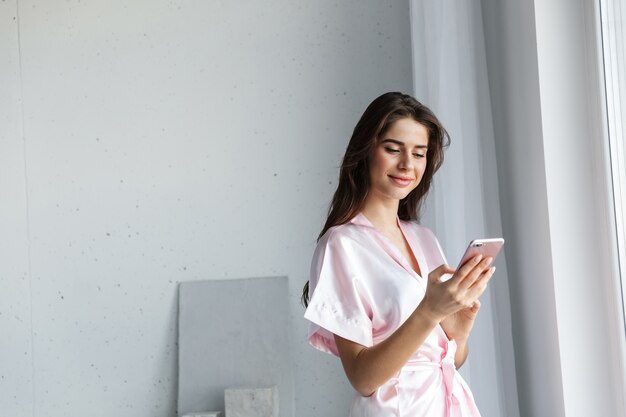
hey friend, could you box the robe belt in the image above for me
[402,339,460,417]
[441,339,460,417]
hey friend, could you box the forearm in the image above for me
[336,302,439,396]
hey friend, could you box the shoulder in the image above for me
[308,218,377,292]
[316,221,372,253]
[312,214,380,261]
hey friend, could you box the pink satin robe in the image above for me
[304,212,481,417]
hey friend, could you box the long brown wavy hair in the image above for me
[301,92,450,307]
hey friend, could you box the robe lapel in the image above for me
[397,219,451,342]
[397,219,428,280]
[351,213,425,284]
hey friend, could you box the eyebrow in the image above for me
[381,138,428,149]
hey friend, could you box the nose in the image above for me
[397,151,413,170]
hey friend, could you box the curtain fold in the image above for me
[410,1,520,416]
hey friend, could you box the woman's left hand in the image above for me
[439,299,481,342]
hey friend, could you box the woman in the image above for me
[302,92,493,416]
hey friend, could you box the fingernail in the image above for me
[492,266,496,273]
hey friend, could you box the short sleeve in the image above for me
[303,230,374,356]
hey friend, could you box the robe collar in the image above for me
[349,212,424,279]
[348,211,403,228]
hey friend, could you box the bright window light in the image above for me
[600,0,626,327]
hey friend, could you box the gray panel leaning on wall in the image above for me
[177,276,293,417]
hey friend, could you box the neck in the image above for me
[361,194,400,233]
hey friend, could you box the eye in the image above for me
[384,147,400,154]
[413,152,425,158]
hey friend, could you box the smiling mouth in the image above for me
[389,175,414,187]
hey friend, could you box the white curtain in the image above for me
[410,1,520,416]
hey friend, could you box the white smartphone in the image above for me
[456,238,505,270]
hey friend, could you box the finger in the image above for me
[429,263,456,283]
[449,254,483,285]
[459,256,493,289]
[468,266,495,295]
[462,300,481,316]
[459,257,493,289]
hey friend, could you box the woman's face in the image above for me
[368,117,429,203]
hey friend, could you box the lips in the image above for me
[389,175,414,187]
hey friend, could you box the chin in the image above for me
[398,188,418,201]
[384,190,413,201]
[374,184,418,201]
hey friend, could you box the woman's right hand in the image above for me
[419,255,494,323]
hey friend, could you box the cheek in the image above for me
[416,161,428,180]
[372,150,387,165]
[370,151,391,174]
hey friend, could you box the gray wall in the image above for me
[0,1,413,416]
